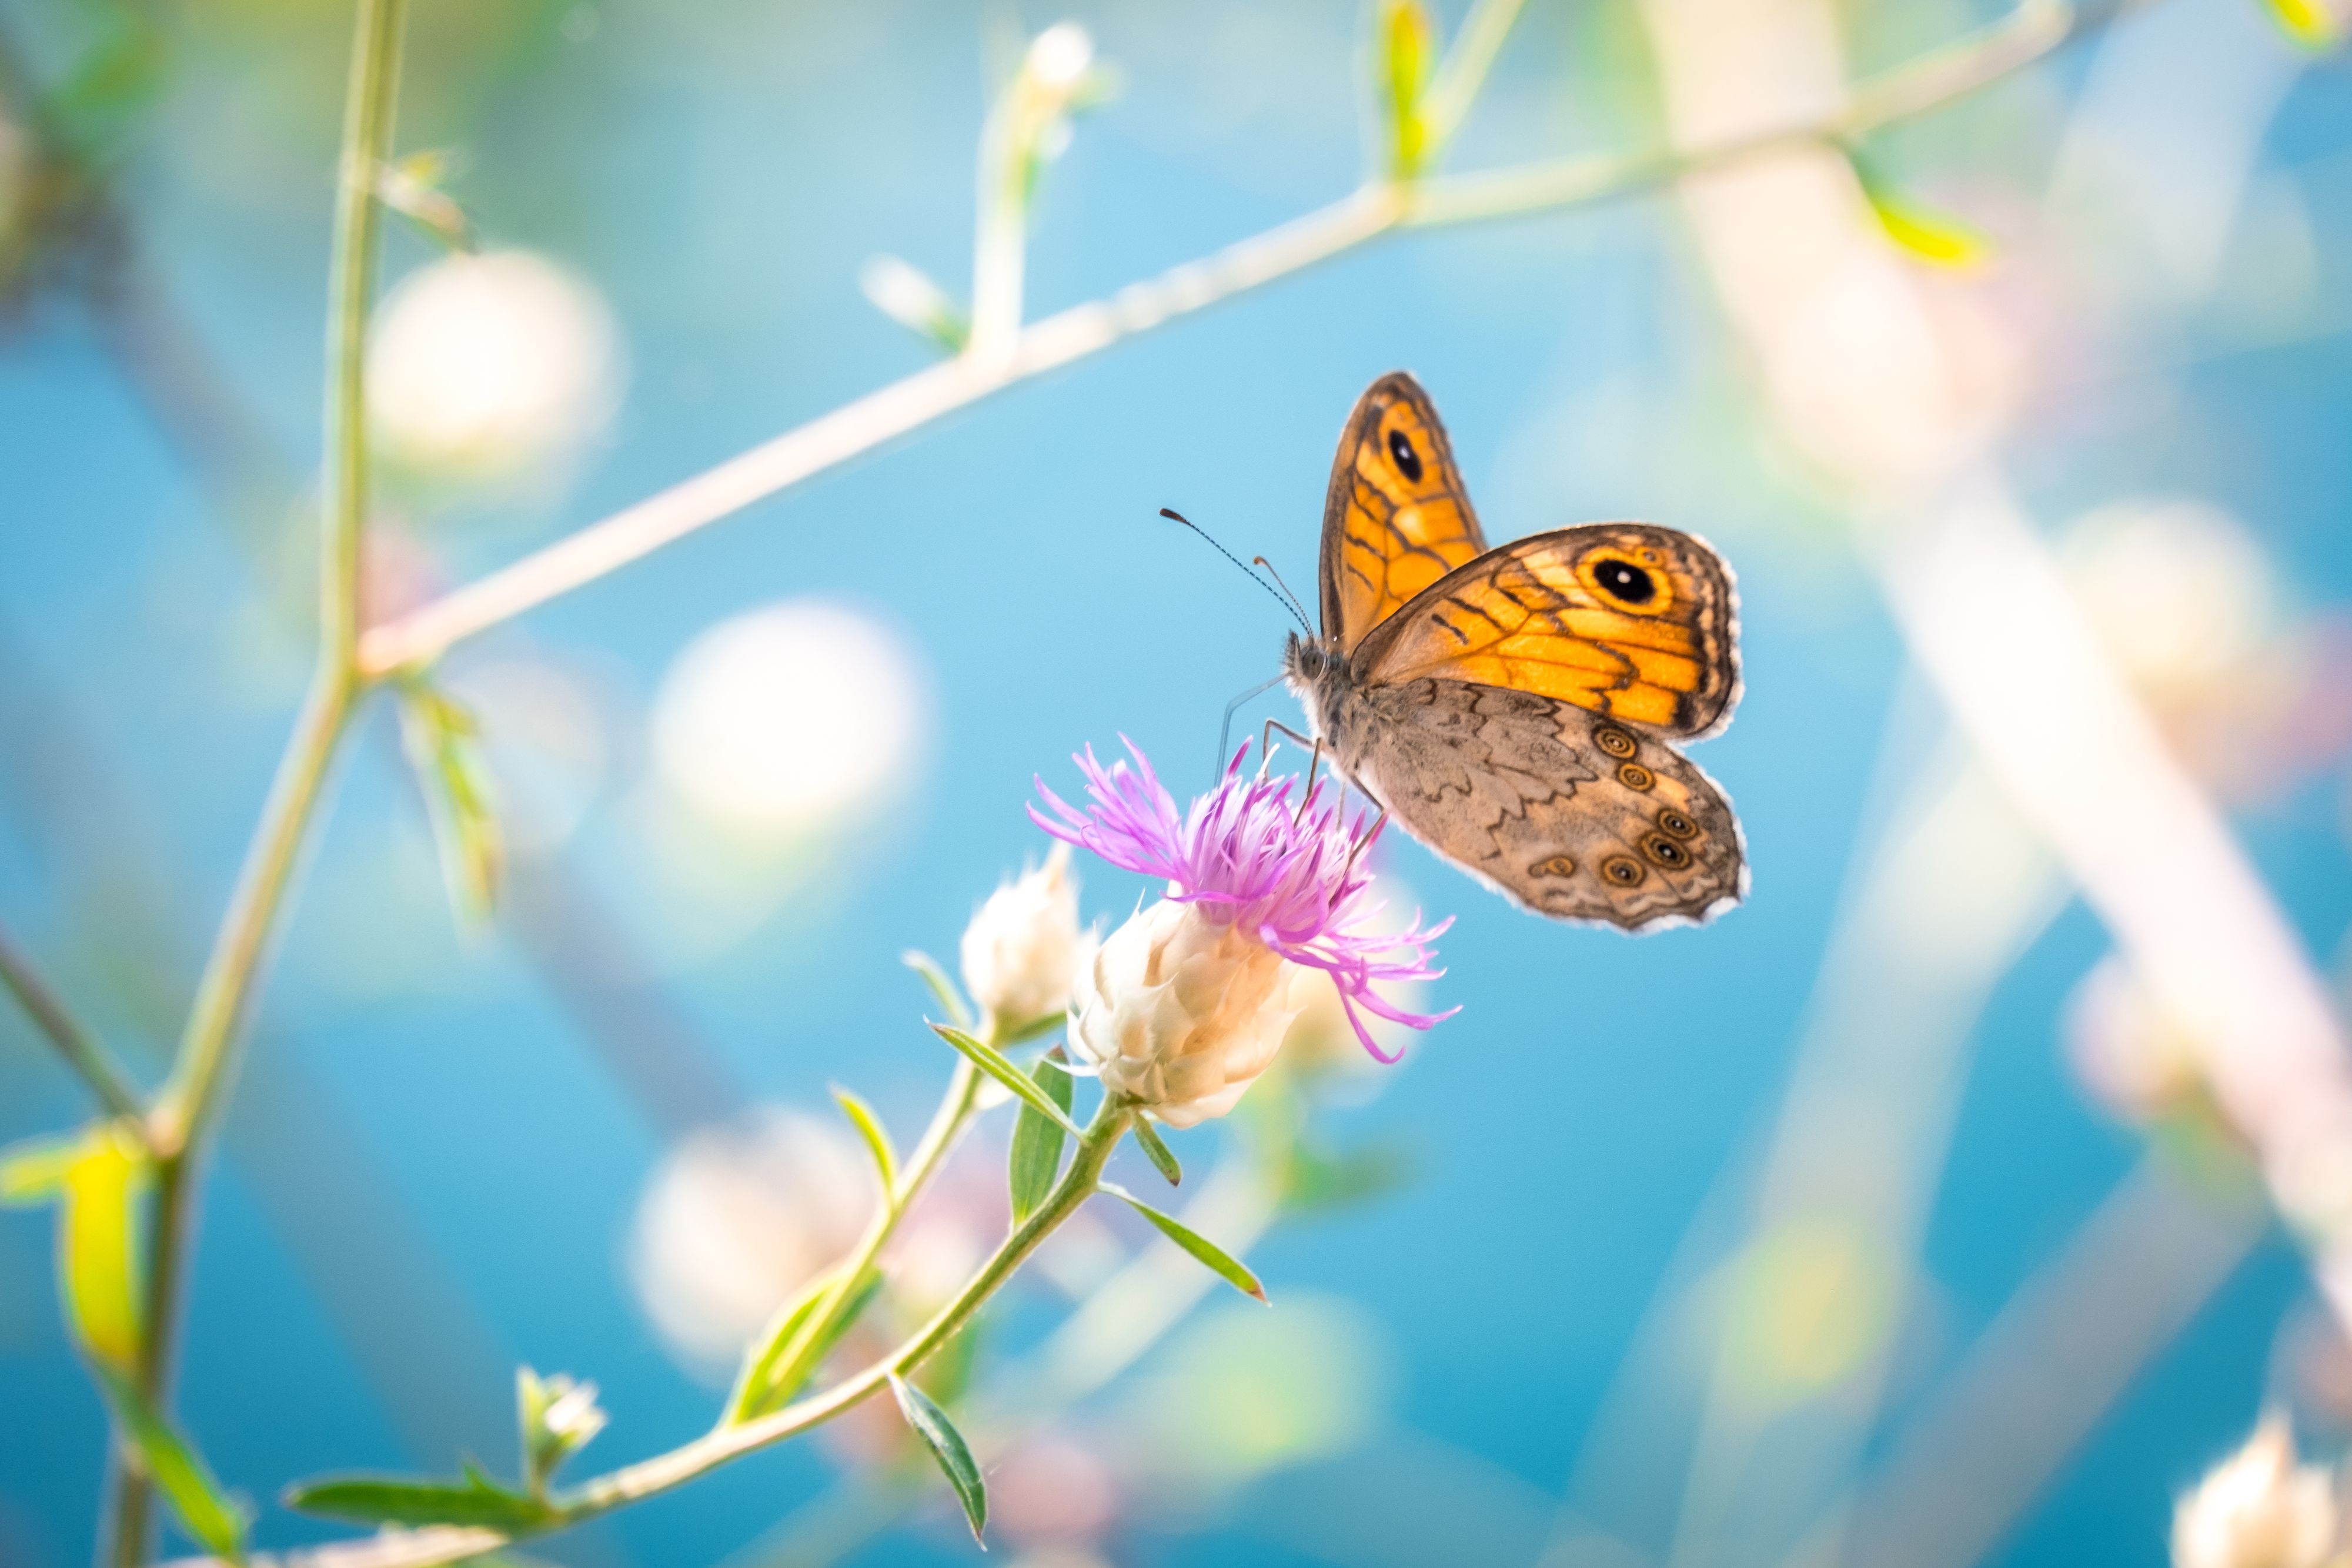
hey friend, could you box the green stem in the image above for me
[103,0,406,1560]
[727,1054,985,1422]
[0,920,148,1131]
[553,1096,1136,1522]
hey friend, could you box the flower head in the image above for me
[2173,1415,2343,1568]
[961,842,1092,1027]
[1031,738,1451,1064]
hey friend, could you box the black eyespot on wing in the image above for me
[1387,427,1424,483]
[1656,808,1699,840]
[1602,855,1646,887]
[1594,726,1638,760]
[1595,559,1656,604]
[1530,854,1576,879]
[1641,833,1692,870]
[1617,763,1655,791]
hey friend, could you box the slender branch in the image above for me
[1403,0,2078,225]
[106,0,407,1559]
[0,919,149,1129]
[1418,0,1532,155]
[728,1056,984,1422]
[353,0,2107,680]
[560,1096,1137,1520]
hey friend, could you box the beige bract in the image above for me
[2173,1417,2344,1568]
[961,842,1088,1027]
[1069,898,1312,1130]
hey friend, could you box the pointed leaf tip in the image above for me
[1131,1116,1182,1188]
[889,1373,987,1543]
[1098,1181,1265,1302]
[930,1023,1083,1138]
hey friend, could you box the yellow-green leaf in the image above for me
[831,1085,900,1196]
[0,1131,82,1205]
[1852,156,1989,269]
[2263,0,2340,47]
[61,1121,146,1375]
[108,1374,248,1560]
[396,680,505,926]
[1381,0,1436,179]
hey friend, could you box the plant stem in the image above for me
[103,0,406,1559]
[353,0,2109,680]
[729,1055,985,1422]
[557,1096,1137,1520]
[0,920,149,1130]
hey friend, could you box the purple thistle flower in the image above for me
[1030,737,1454,1062]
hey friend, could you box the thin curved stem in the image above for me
[0,920,148,1130]
[105,0,405,1559]
[353,0,2108,680]
[726,1055,985,1423]
[556,1096,1136,1520]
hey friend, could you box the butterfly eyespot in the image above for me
[1529,854,1577,879]
[1601,855,1646,887]
[1656,808,1699,840]
[1386,427,1424,482]
[1593,558,1658,606]
[1594,726,1638,760]
[1641,833,1692,870]
[1617,762,1655,791]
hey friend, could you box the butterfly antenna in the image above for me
[1251,555,1314,633]
[1158,508,1312,636]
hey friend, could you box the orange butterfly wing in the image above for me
[1353,524,1741,738]
[1317,373,1489,654]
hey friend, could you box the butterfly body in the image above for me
[1280,373,1746,931]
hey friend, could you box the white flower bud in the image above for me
[2173,1416,2342,1568]
[961,843,1088,1026]
[1068,898,1313,1129]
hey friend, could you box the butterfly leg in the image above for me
[1214,674,1287,782]
[1343,804,1389,880]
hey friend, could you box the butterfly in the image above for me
[1279,372,1746,930]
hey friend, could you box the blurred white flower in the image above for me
[627,1107,874,1373]
[2064,500,2276,706]
[369,249,622,479]
[2173,1416,2343,1568]
[2065,955,2209,1128]
[650,600,926,840]
[992,1434,1121,1553]
[1026,23,1095,93]
[961,843,1090,1027]
[1071,898,1310,1131]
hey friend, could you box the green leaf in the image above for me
[901,950,974,1030]
[831,1085,900,1198]
[1131,1116,1182,1188]
[286,1467,551,1530]
[1380,0,1436,179]
[888,1373,987,1543]
[516,1368,604,1495]
[1097,1182,1266,1302]
[106,1373,248,1560]
[930,1023,1082,1137]
[61,1121,147,1375]
[1851,154,1989,269]
[2263,0,2340,46]
[395,680,505,926]
[1007,1050,1074,1224]
[727,1266,886,1423]
[0,1131,82,1205]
